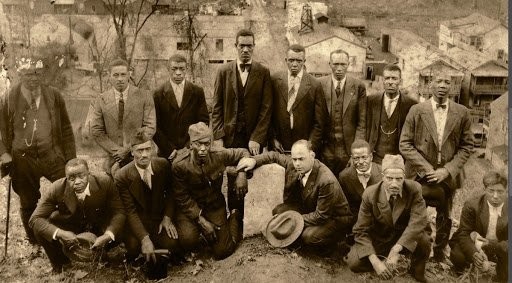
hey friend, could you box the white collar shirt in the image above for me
[170,80,185,107]
[114,86,129,106]
[486,201,504,240]
[236,59,252,87]
[300,169,313,187]
[384,93,400,117]
[287,69,303,129]
[331,75,346,93]
[355,164,373,189]
[135,162,154,189]
[75,183,91,202]
[431,98,449,147]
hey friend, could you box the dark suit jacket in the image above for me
[253,152,352,227]
[399,100,473,190]
[319,75,367,153]
[153,80,209,158]
[338,162,382,217]
[270,71,328,152]
[450,194,508,259]
[351,179,427,259]
[0,83,76,161]
[29,173,125,242]
[115,157,174,241]
[211,61,272,147]
[365,92,417,152]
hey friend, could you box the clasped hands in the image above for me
[369,244,402,280]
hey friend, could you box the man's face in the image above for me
[190,137,211,164]
[236,36,254,63]
[169,61,187,84]
[20,69,43,91]
[485,183,507,207]
[431,73,451,101]
[382,169,405,196]
[351,147,372,172]
[329,53,349,81]
[131,140,153,168]
[110,65,129,92]
[383,70,401,97]
[286,50,306,76]
[291,144,315,175]
[66,164,89,195]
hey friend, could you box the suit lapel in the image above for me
[244,64,258,96]
[342,78,355,115]
[377,185,393,226]
[420,103,440,148]
[392,190,406,224]
[479,200,490,236]
[105,89,119,122]
[302,161,319,200]
[163,82,179,110]
[279,74,288,104]
[127,164,147,208]
[180,81,192,111]
[63,182,78,214]
[230,62,238,98]
[83,175,100,208]
[497,202,508,236]
[292,74,312,111]
[373,93,384,131]
[349,167,365,197]
[325,78,333,115]
[441,102,459,146]
[124,86,139,118]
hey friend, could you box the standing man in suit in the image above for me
[29,158,125,272]
[115,129,179,264]
[399,69,473,261]
[449,171,508,282]
[338,139,382,219]
[237,140,353,255]
[365,64,416,164]
[153,54,209,160]
[347,155,430,282]
[91,58,156,175]
[0,56,76,244]
[319,49,366,176]
[211,29,273,232]
[270,44,328,154]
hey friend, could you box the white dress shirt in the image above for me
[114,86,129,106]
[170,80,185,107]
[135,162,154,189]
[331,75,346,96]
[287,69,304,129]
[485,201,504,240]
[355,164,373,189]
[431,98,449,148]
[236,59,252,87]
[300,168,313,187]
[384,94,400,117]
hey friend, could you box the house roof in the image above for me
[471,60,508,76]
[490,91,508,110]
[444,47,508,75]
[314,12,328,19]
[288,24,365,49]
[397,42,464,76]
[340,17,367,28]
[380,27,431,48]
[54,0,75,4]
[440,13,505,36]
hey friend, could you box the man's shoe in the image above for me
[228,209,242,244]
[409,262,427,282]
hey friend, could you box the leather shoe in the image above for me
[409,262,427,282]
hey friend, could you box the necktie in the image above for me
[239,63,251,72]
[389,194,397,210]
[287,77,297,111]
[298,173,304,188]
[335,80,341,98]
[30,94,37,110]
[436,103,447,110]
[118,94,124,129]
[143,169,151,189]
[386,98,398,117]
[358,172,370,179]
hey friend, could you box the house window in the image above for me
[470,36,482,49]
[208,60,224,64]
[497,49,504,60]
[177,42,190,50]
[92,5,96,12]
[215,39,223,51]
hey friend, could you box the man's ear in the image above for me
[310,151,315,159]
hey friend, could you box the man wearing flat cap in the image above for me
[347,154,431,282]
[0,56,76,244]
[172,122,249,259]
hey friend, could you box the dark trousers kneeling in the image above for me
[177,207,238,260]
[450,241,508,282]
[272,203,347,253]
[421,182,452,254]
[124,228,180,260]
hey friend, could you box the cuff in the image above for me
[105,230,115,241]
[52,228,60,240]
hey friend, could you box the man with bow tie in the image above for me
[237,139,352,255]
[115,129,179,265]
[399,69,473,261]
[29,158,125,272]
[347,154,430,282]
[270,44,328,154]
[449,171,508,282]
[0,56,76,244]
[338,139,382,220]
[319,49,367,176]
[211,29,272,234]
[364,64,416,164]
[91,58,156,176]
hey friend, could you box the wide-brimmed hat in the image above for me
[61,232,99,262]
[264,211,304,248]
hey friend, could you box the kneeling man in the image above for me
[449,171,508,282]
[347,154,430,282]
[29,158,125,272]
[237,139,353,254]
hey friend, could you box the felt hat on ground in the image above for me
[264,211,304,248]
[61,232,99,262]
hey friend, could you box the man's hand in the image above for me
[0,152,12,165]
[425,168,450,184]
[385,244,402,271]
[213,139,224,149]
[56,230,79,249]
[236,157,256,172]
[158,216,178,239]
[472,251,487,269]
[369,254,393,280]
[272,139,285,153]
[198,216,220,243]
[141,235,156,263]
[234,172,248,199]
[113,147,130,163]
[91,233,112,249]
[248,140,260,155]
[168,149,178,162]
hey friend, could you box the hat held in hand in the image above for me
[61,232,99,262]
[264,211,304,248]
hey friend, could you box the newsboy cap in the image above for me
[381,154,405,172]
[188,122,212,142]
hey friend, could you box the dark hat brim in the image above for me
[264,211,304,248]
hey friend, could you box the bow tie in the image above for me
[239,63,251,72]
[436,103,447,109]
[358,172,370,178]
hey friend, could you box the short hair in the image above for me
[130,128,153,147]
[235,29,255,45]
[291,139,313,151]
[383,63,402,78]
[65,158,89,171]
[168,54,187,64]
[351,139,371,153]
[109,58,129,71]
[483,171,508,188]
[329,49,349,61]
[288,44,305,54]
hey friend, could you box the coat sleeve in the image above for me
[443,109,473,179]
[253,151,293,169]
[352,190,377,258]
[29,184,62,242]
[162,161,175,219]
[141,90,156,138]
[302,180,353,227]
[456,201,479,258]
[249,68,273,145]
[197,86,210,125]
[211,69,225,141]
[91,96,122,155]
[56,91,76,161]
[309,82,328,153]
[102,176,126,237]
[172,163,201,220]
[397,186,427,252]
[399,107,435,174]
[115,170,148,241]
[355,82,367,140]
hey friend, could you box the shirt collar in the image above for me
[487,201,504,217]
[237,59,252,72]
[301,168,313,184]
[288,68,304,82]
[430,97,449,111]
[114,85,129,100]
[331,75,346,89]
[355,164,372,176]
[134,162,154,179]
[76,182,90,199]
[384,93,400,103]
[20,84,41,103]
[384,187,403,201]
[170,79,185,90]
